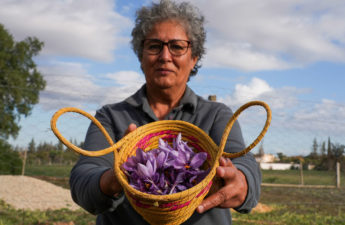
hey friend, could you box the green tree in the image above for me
[320,141,326,156]
[332,143,344,161]
[0,24,46,140]
[258,142,265,157]
[28,138,36,153]
[327,137,333,170]
[277,152,287,162]
[0,139,22,174]
[311,137,318,158]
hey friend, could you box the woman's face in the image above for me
[141,20,198,91]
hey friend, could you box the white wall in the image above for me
[260,162,293,170]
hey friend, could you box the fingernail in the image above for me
[197,205,204,213]
[220,157,226,165]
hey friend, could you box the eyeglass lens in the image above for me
[143,39,190,56]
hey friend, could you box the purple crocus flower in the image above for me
[122,133,209,195]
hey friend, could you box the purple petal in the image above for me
[182,142,194,153]
[147,154,157,173]
[146,160,154,175]
[123,133,210,195]
[190,152,207,169]
[156,151,166,168]
[173,133,182,150]
[122,157,137,172]
[176,184,187,191]
[136,148,147,163]
[137,163,151,178]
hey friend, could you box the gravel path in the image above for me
[0,175,80,211]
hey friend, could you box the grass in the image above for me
[261,169,343,186]
[231,184,345,224]
[0,200,95,225]
[232,205,345,225]
[24,164,73,189]
[2,165,345,224]
[25,164,73,178]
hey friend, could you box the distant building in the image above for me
[208,95,217,102]
[255,153,276,163]
[256,153,298,170]
[260,162,294,170]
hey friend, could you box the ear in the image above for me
[191,56,198,70]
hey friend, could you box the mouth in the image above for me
[156,68,174,75]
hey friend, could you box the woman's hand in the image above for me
[196,157,248,213]
[99,123,137,198]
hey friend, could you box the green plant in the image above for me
[0,140,22,175]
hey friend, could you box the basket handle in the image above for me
[219,101,271,159]
[50,107,119,157]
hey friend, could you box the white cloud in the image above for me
[223,77,273,104]
[292,99,345,134]
[185,0,345,71]
[220,77,345,141]
[205,43,290,71]
[3,0,344,71]
[39,61,101,110]
[218,77,345,155]
[39,62,144,110]
[220,77,298,109]
[0,0,131,62]
[102,71,145,105]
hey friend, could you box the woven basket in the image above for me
[51,100,271,225]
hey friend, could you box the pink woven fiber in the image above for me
[126,180,213,211]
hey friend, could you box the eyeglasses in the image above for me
[142,39,191,56]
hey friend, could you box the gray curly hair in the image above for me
[131,0,206,77]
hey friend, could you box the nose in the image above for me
[158,44,172,62]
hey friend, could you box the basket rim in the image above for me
[113,120,220,202]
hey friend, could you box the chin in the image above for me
[153,78,175,89]
[155,83,174,90]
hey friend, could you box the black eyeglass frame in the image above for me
[142,39,191,56]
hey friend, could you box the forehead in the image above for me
[145,20,189,41]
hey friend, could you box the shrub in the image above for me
[0,139,22,175]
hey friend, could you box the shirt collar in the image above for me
[125,84,197,114]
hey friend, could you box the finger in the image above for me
[217,158,235,179]
[219,157,227,166]
[216,163,236,180]
[216,164,236,182]
[128,123,137,132]
[197,190,227,213]
[216,157,227,178]
[125,123,137,135]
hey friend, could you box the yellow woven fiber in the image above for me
[50,101,271,225]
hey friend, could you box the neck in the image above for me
[146,85,186,120]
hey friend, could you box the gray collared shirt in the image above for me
[70,85,261,225]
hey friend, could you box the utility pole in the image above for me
[336,162,341,188]
[21,150,27,176]
[299,157,304,185]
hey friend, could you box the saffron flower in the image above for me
[122,133,209,195]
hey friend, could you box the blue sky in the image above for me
[1,0,345,156]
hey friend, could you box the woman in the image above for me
[70,0,261,224]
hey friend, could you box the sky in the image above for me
[1,0,345,156]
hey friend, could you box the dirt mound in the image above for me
[252,202,273,213]
[0,175,79,211]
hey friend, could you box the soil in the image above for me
[0,175,79,211]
